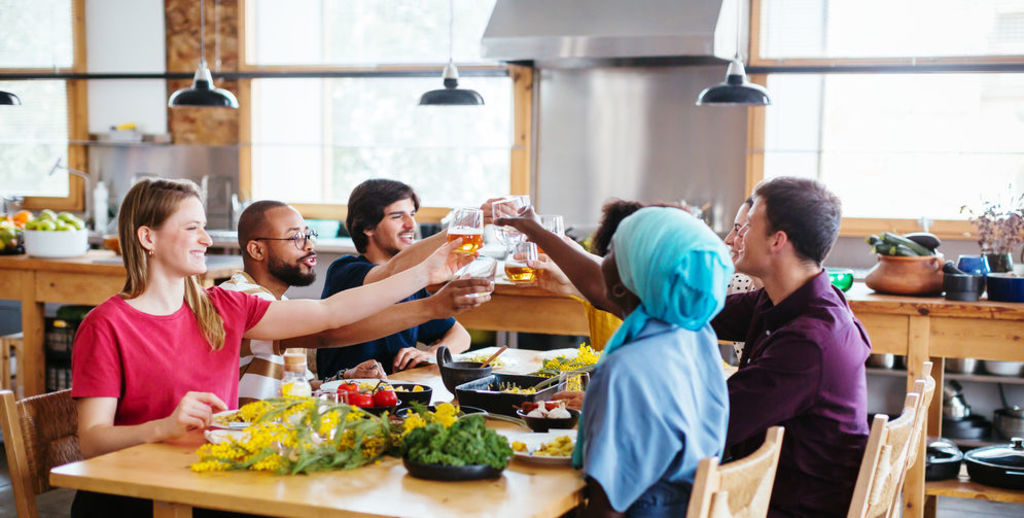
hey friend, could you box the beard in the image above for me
[268,254,317,287]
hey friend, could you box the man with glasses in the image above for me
[221,200,490,403]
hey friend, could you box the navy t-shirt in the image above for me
[316,255,456,378]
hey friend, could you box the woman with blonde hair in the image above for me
[70,178,469,517]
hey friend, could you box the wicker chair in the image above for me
[847,389,920,518]
[0,389,82,518]
[686,426,785,518]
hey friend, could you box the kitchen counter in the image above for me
[0,250,242,396]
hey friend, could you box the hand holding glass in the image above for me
[505,241,538,283]
[492,196,532,246]
[461,256,497,298]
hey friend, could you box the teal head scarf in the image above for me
[572,207,734,468]
[601,206,734,357]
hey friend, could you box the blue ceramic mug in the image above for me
[957,255,991,277]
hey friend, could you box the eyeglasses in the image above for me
[253,230,318,250]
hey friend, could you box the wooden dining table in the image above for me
[50,348,586,518]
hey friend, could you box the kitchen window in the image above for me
[0,0,85,211]
[242,0,523,220]
[748,0,1024,238]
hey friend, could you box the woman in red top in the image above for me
[71,178,467,457]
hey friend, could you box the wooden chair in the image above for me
[891,362,936,518]
[686,426,785,518]
[847,389,920,518]
[0,389,81,518]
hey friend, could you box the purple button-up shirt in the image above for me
[713,270,871,518]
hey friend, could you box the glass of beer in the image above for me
[504,241,538,283]
[447,208,484,254]
[492,195,531,247]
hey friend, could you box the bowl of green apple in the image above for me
[23,209,89,258]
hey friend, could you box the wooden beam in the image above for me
[509,64,533,196]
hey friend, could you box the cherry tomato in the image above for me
[336,382,359,395]
[347,392,374,408]
[373,389,398,408]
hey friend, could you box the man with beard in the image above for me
[317,179,476,379]
[223,200,490,403]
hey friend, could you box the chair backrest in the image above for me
[687,426,785,518]
[0,389,81,518]
[886,362,936,518]
[847,390,920,518]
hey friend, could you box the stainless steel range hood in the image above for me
[482,0,741,67]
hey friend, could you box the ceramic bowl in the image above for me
[943,273,985,301]
[986,273,1024,303]
[516,408,579,433]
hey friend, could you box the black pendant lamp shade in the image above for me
[0,90,21,105]
[168,0,237,109]
[168,60,238,108]
[419,63,484,106]
[696,60,771,106]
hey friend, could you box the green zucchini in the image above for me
[865,235,881,245]
[881,232,933,256]
[890,244,918,257]
[872,243,893,255]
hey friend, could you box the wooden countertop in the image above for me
[845,283,1024,321]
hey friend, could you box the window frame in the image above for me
[235,1,532,224]
[6,0,88,212]
[745,0,1024,240]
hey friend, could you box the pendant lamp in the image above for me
[696,0,771,106]
[168,0,238,108]
[0,90,21,105]
[418,0,484,106]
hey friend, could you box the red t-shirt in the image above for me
[71,287,271,426]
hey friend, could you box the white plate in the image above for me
[536,348,579,362]
[204,428,246,444]
[500,430,577,466]
[210,410,249,430]
[513,450,572,466]
[455,348,520,369]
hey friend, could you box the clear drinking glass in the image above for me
[558,371,590,392]
[461,256,497,298]
[447,207,484,254]
[504,241,538,283]
[540,214,565,236]
[491,196,532,247]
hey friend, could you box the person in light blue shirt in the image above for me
[576,207,733,517]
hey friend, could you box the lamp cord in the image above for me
[448,0,454,65]
[735,0,743,62]
[199,0,207,66]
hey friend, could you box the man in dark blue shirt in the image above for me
[317,179,474,379]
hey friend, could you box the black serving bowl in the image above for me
[455,373,558,417]
[390,383,433,407]
[943,273,985,302]
[516,408,579,433]
[437,346,492,395]
[402,457,504,481]
[925,439,963,481]
[987,273,1024,303]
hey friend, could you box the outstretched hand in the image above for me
[422,237,477,285]
[493,206,542,231]
[430,277,493,315]
[516,253,581,298]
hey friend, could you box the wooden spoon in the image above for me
[480,346,508,368]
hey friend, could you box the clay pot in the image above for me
[865,254,944,296]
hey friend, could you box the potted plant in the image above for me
[961,190,1024,273]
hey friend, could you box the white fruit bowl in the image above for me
[23,229,89,258]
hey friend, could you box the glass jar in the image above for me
[280,348,311,398]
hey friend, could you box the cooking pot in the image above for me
[945,358,977,375]
[994,406,1024,441]
[925,439,963,481]
[865,255,944,295]
[942,380,972,420]
[964,437,1024,490]
[866,353,895,369]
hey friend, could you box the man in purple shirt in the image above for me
[713,177,871,517]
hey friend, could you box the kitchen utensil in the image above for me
[455,373,558,417]
[943,273,985,302]
[944,358,977,375]
[957,255,991,277]
[436,345,492,395]
[866,353,895,369]
[994,406,1024,440]
[986,273,1024,303]
[865,255,944,295]
[942,380,972,420]
[942,415,990,440]
[480,346,508,368]
[964,437,1024,489]
[925,439,963,481]
[981,360,1024,377]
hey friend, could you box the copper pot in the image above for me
[865,254,944,295]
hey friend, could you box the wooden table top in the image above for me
[0,249,242,277]
[844,283,1024,320]
[50,349,585,518]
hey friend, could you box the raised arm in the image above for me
[280,278,491,349]
[496,211,620,316]
[363,230,450,284]
[245,239,462,341]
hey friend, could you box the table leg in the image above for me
[154,501,193,518]
[19,272,45,396]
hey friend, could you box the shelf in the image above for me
[926,478,1024,504]
[864,367,1024,385]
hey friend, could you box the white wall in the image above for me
[86,0,167,134]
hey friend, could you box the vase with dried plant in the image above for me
[961,191,1024,273]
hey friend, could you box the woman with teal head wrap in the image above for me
[576,207,733,518]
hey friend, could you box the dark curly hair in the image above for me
[590,200,688,256]
[346,179,420,253]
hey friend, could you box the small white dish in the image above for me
[204,428,246,444]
